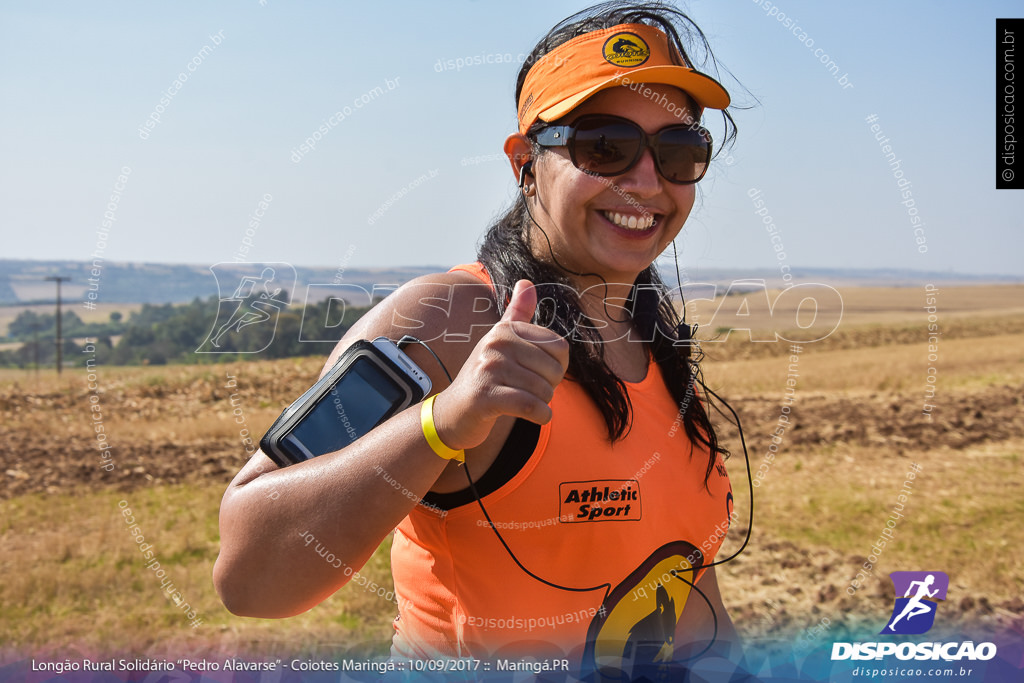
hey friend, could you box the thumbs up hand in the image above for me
[430,280,570,453]
[501,278,542,325]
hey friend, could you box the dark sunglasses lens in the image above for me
[656,129,711,183]
[571,120,642,176]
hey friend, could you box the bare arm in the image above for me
[213,411,452,617]
[213,276,568,617]
[675,566,744,666]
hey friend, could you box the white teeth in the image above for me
[603,210,654,230]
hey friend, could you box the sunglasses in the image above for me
[533,114,713,185]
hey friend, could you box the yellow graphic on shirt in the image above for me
[584,541,702,680]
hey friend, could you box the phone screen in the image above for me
[283,360,406,461]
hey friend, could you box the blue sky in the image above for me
[1,0,1021,277]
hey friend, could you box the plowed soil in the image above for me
[3,352,1022,648]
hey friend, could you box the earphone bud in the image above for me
[518,160,534,190]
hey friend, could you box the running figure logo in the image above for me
[880,571,949,635]
[197,263,295,353]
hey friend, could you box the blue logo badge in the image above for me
[880,571,949,635]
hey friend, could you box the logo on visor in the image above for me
[603,32,651,68]
[518,93,535,124]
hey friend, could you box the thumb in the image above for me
[502,279,538,324]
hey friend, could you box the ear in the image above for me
[504,133,533,186]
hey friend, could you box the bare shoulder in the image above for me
[320,270,504,385]
[227,271,501,491]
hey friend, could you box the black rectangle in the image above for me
[259,338,430,466]
[997,19,1023,189]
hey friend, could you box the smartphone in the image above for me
[259,337,432,466]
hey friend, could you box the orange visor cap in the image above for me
[517,23,730,135]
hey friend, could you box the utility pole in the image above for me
[32,320,40,378]
[45,276,70,375]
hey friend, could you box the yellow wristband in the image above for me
[420,395,465,463]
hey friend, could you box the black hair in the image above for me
[477,1,738,485]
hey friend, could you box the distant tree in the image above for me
[8,310,46,339]
[8,309,88,340]
[88,293,377,366]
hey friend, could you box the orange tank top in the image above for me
[390,263,733,669]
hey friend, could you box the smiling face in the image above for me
[523,84,701,287]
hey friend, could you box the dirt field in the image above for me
[1,285,1022,661]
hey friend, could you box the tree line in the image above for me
[0,293,374,368]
